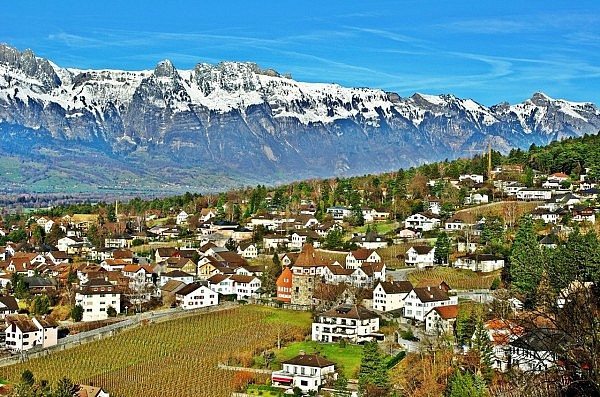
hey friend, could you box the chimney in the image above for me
[299,350,305,356]
[427,286,431,292]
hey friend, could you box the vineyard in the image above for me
[2,306,312,397]
[407,267,500,290]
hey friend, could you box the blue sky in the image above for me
[2,0,599,105]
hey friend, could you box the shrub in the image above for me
[71,305,84,322]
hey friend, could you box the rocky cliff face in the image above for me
[0,44,598,191]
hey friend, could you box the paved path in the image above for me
[387,267,416,281]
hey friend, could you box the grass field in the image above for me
[453,201,540,224]
[274,341,364,379]
[351,221,399,236]
[407,267,500,290]
[1,306,312,397]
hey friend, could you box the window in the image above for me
[300,380,308,386]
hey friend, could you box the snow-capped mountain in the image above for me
[0,43,598,192]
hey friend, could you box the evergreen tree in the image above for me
[509,216,544,305]
[225,238,237,251]
[324,228,344,249]
[31,294,51,315]
[358,341,389,395]
[53,378,77,397]
[471,318,494,383]
[71,304,84,322]
[447,370,488,397]
[434,231,450,265]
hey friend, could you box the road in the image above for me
[387,267,417,281]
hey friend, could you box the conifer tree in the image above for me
[509,216,543,305]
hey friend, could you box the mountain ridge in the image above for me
[0,43,599,193]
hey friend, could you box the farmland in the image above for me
[2,306,312,397]
[407,267,501,290]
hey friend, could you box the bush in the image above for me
[107,306,117,317]
[71,305,84,322]
[399,328,418,341]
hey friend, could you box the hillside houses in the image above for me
[403,284,458,322]
[311,304,382,343]
[405,245,435,268]
[350,231,388,249]
[345,248,381,270]
[404,213,441,232]
[4,315,58,352]
[372,281,413,313]
[454,253,505,272]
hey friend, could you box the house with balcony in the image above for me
[74,278,121,321]
[271,353,337,393]
[404,245,435,268]
[404,213,440,232]
[312,304,381,343]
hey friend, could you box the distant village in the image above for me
[0,141,598,396]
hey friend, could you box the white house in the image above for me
[207,274,262,300]
[459,174,484,184]
[57,236,86,253]
[4,315,58,351]
[444,218,472,231]
[312,304,382,343]
[464,193,489,205]
[531,208,561,224]
[237,242,258,259]
[454,253,505,273]
[175,283,218,310]
[372,281,413,313]
[478,319,525,372]
[404,213,441,231]
[362,208,390,223]
[326,206,352,221]
[349,263,386,288]
[271,354,337,393]
[322,265,353,284]
[290,230,321,249]
[350,232,388,250]
[404,246,435,268]
[425,305,458,335]
[403,286,458,322]
[75,278,121,322]
[0,296,19,320]
[263,235,290,250]
[516,188,552,201]
[159,269,194,287]
[345,248,381,270]
[104,235,133,249]
[122,264,155,285]
[176,210,189,225]
[509,329,568,373]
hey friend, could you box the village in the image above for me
[0,141,597,397]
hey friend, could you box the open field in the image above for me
[274,341,364,379]
[2,306,312,397]
[407,267,500,290]
[453,201,540,223]
[351,221,399,235]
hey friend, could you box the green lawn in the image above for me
[247,385,283,397]
[275,341,364,379]
[258,306,313,328]
[352,221,398,236]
